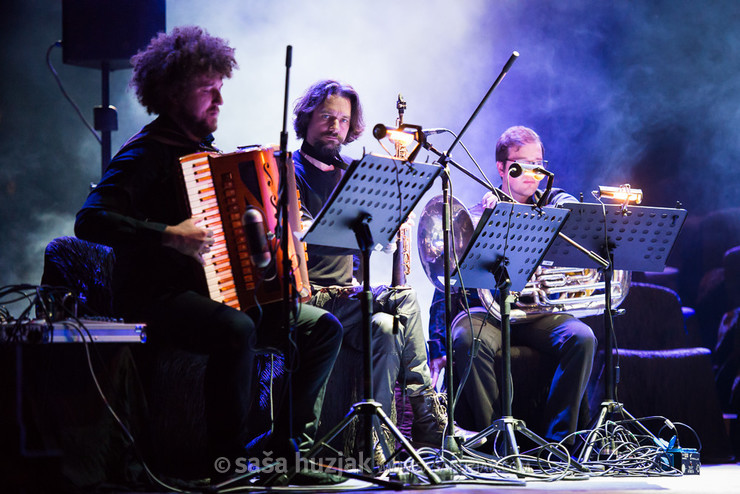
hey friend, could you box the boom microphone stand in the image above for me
[275,45,297,442]
[421,51,520,454]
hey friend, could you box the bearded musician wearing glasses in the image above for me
[427,126,597,447]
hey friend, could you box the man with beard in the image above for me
[291,80,477,450]
[75,27,343,485]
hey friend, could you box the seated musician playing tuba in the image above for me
[428,125,597,447]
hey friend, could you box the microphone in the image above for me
[508,161,552,179]
[421,128,448,136]
[372,123,393,140]
[242,206,271,268]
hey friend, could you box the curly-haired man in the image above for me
[75,27,343,483]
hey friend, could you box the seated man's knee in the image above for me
[372,312,395,335]
[451,311,490,347]
[371,312,398,350]
[452,323,475,354]
[213,306,256,352]
[397,287,419,306]
[383,287,420,317]
[567,319,597,356]
[582,327,597,355]
[319,311,343,346]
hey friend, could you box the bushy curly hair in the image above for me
[130,26,237,115]
[293,80,365,144]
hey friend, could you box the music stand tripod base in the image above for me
[543,203,687,464]
[453,203,586,473]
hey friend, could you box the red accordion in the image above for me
[179,146,310,311]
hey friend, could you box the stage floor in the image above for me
[105,462,740,493]
[362,463,740,494]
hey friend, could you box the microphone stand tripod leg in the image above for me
[578,402,609,463]
[578,264,662,465]
[467,276,587,475]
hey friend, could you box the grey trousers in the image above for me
[310,285,433,416]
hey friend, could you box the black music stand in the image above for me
[299,153,443,484]
[455,203,578,473]
[543,202,687,462]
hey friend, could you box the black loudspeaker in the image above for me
[62,0,166,70]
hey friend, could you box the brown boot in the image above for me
[409,391,482,448]
[372,424,396,467]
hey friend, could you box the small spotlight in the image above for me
[593,184,643,205]
[373,123,425,161]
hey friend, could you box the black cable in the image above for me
[1,285,199,492]
[594,196,621,400]
[45,41,102,145]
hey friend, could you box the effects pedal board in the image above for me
[1,318,146,344]
[662,447,700,475]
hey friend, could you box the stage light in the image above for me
[372,123,425,162]
[384,128,415,146]
[593,184,643,205]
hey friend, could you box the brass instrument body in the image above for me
[391,93,411,287]
[478,266,631,321]
[418,194,630,321]
[417,195,474,291]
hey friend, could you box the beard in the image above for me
[313,133,343,155]
[172,105,219,141]
[190,112,219,138]
[301,137,348,170]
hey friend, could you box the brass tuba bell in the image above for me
[417,194,631,322]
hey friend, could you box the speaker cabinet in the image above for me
[62,0,166,70]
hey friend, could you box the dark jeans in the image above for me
[129,291,342,461]
[310,285,433,416]
[452,310,596,442]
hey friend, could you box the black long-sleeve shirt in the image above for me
[75,115,216,317]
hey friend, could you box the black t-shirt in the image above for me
[293,149,358,288]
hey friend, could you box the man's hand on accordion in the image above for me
[163,217,215,264]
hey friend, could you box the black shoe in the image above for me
[266,467,347,486]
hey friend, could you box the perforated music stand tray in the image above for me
[543,203,687,271]
[454,202,575,472]
[300,153,444,482]
[452,203,569,292]
[302,153,442,249]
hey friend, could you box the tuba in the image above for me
[417,194,630,321]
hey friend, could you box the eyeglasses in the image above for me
[507,159,548,168]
